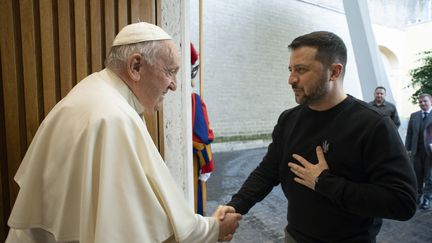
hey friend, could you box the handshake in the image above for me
[212,205,242,242]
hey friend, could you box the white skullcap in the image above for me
[112,22,172,46]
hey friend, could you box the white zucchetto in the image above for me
[112,22,172,46]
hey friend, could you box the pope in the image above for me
[6,22,241,243]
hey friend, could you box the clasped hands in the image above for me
[288,146,329,190]
[212,205,242,242]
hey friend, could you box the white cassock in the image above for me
[6,69,218,243]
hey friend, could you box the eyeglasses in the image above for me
[191,64,199,79]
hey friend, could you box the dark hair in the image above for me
[288,31,347,75]
[375,86,386,92]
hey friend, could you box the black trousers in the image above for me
[414,149,432,198]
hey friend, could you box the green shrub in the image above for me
[408,50,432,104]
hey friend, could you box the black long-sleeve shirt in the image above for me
[228,95,416,243]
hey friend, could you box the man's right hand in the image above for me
[212,205,242,242]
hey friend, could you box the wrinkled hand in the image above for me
[288,146,329,190]
[212,205,242,242]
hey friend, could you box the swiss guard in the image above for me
[191,43,215,215]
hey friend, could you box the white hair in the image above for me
[105,40,166,70]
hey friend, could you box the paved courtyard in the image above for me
[206,147,432,243]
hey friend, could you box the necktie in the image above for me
[423,111,428,120]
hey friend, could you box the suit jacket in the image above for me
[424,121,432,155]
[405,110,432,157]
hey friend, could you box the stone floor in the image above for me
[206,147,432,243]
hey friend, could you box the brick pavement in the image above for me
[207,147,432,243]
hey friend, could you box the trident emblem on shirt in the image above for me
[322,140,330,153]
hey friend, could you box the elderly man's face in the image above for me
[138,40,179,113]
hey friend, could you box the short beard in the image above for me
[299,77,329,105]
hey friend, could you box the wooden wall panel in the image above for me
[104,0,116,56]
[0,0,25,211]
[39,0,59,115]
[118,0,129,30]
[0,30,9,242]
[20,0,42,145]
[58,0,75,97]
[0,0,159,240]
[0,170,4,241]
[90,0,103,72]
[75,0,89,82]
[131,0,141,23]
[140,0,156,23]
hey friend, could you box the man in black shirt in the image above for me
[227,31,417,243]
[368,86,401,128]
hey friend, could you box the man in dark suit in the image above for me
[406,93,432,209]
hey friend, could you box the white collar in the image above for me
[100,68,145,116]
